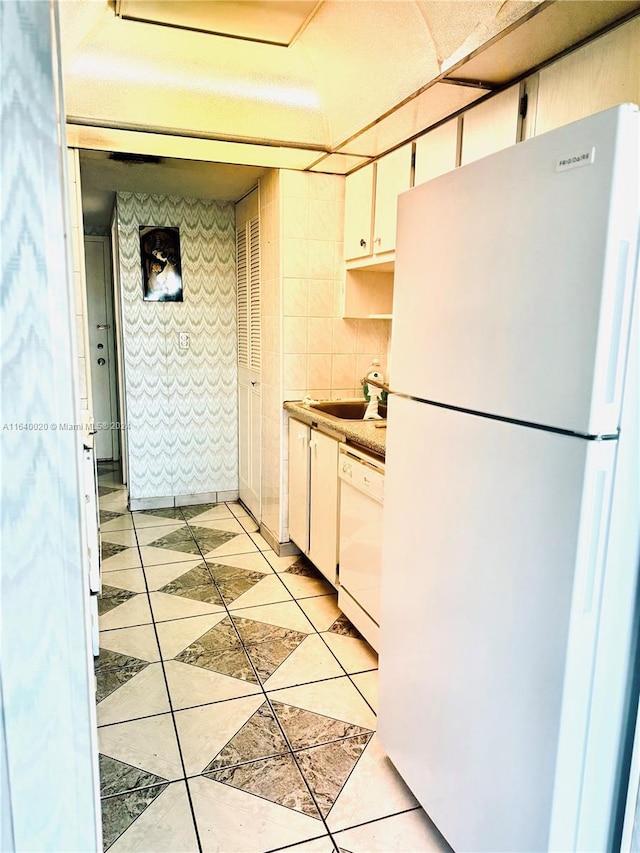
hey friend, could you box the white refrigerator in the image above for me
[379,104,640,852]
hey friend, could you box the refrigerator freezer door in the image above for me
[379,395,618,852]
[391,104,639,436]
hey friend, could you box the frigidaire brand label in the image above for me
[555,148,596,172]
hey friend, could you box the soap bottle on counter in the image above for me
[362,358,385,401]
[362,359,386,420]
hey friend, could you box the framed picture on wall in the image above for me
[140,226,183,302]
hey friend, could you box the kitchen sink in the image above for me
[307,400,387,420]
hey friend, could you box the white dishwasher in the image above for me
[338,443,385,651]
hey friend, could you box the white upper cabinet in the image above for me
[460,84,522,166]
[414,117,459,186]
[534,18,640,136]
[372,142,413,255]
[344,162,375,261]
[344,143,412,265]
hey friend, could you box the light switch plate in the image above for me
[179,332,190,349]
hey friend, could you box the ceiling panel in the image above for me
[444,0,640,85]
[116,0,322,45]
[336,81,486,158]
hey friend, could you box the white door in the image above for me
[85,236,119,460]
[236,206,261,518]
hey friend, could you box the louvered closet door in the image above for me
[236,211,261,519]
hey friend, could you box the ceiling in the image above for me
[61,0,640,228]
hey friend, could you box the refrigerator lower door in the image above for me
[379,395,618,853]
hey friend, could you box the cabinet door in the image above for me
[373,143,413,254]
[308,430,339,584]
[460,84,521,166]
[288,418,310,551]
[414,118,459,186]
[535,19,640,136]
[344,163,374,260]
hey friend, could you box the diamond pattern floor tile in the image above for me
[158,563,222,605]
[99,754,168,798]
[98,586,137,616]
[293,734,373,817]
[203,701,288,771]
[203,754,321,819]
[101,783,169,851]
[206,563,265,605]
[146,528,200,554]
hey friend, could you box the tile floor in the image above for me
[96,462,451,853]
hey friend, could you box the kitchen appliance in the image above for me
[378,104,640,852]
[338,443,385,650]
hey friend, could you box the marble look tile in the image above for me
[102,548,142,572]
[133,523,189,548]
[179,503,225,521]
[101,783,168,851]
[267,677,376,731]
[178,644,258,684]
[96,664,150,704]
[100,513,134,532]
[206,564,266,606]
[204,754,321,819]
[328,614,364,639]
[190,518,246,535]
[262,634,344,692]
[202,533,259,558]
[95,648,147,673]
[99,754,168,797]
[101,540,131,561]
[98,586,137,617]
[263,552,304,573]
[226,574,292,611]
[231,616,306,648]
[245,637,306,684]
[97,662,170,726]
[208,553,273,575]
[280,570,335,600]
[332,807,450,852]
[269,837,335,852]
[155,613,232,661]
[99,713,183,784]
[99,567,147,595]
[350,671,378,713]
[99,624,160,663]
[294,734,372,816]
[157,563,222,605]
[132,511,187,530]
[298,594,342,632]
[272,700,372,751]
[99,594,153,631]
[107,781,198,853]
[230,601,314,635]
[174,694,265,775]
[138,546,204,567]
[143,557,209,588]
[189,774,324,853]
[146,528,200,555]
[203,701,288,771]
[149,591,225,623]
[325,735,419,833]
[320,632,378,675]
[163,659,261,711]
[99,485,121,497]
[100,528,139,549]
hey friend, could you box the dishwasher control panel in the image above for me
[338,445,384,503]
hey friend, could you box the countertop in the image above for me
[284,400,386,459]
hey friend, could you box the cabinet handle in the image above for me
[374,237,381,245]
[359,238,367,248]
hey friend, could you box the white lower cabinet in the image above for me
[287,418,340,585]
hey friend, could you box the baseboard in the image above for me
[129,490,240,512]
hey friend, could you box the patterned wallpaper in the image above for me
[116,193,238,503]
